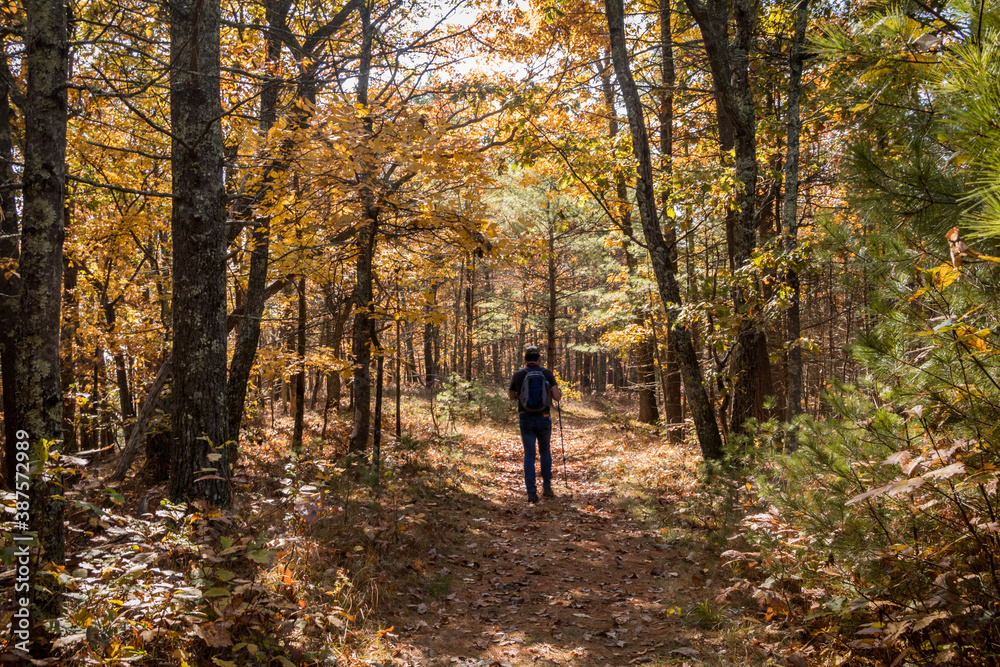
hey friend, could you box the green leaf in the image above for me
[202,587,231,598]
[247,549,275,564]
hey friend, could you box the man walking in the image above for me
[508,346,562,503]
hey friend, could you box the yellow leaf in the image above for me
[956,326,990,352]
[934,263,960,289]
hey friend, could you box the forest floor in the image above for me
[379,398,805,667]
[3,393,821,666]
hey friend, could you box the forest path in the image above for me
[387,403,725,667]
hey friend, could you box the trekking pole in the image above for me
[557,401,567,486]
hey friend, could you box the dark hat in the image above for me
[524,345,540,361]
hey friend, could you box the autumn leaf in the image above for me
[934,263,960,289]
[194,622,233,648]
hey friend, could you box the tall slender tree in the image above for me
[605,0,723,460]
[349,0,377,453]
[659,0,683,440]
[783,0,810,427]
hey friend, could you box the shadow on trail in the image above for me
[388,410,714,667]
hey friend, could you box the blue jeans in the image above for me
[519,413,552,494]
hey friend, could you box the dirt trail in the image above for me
[388,409,724,666]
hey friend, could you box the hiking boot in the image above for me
[527,491,539,504]
[542,487,555,498]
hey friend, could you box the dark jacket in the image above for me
[509,363,558,415]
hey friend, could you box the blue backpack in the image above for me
[519,367,551,413]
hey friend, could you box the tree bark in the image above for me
[292,276,307,451]
[465,257,475,381]
[396,279,402,438]
[0,51,21,488]
[783,0,809,429]
[101,299,135,425]
[659,0,683,441]
[226,0,288,445]
[605,0,723,459]
[547,217,558,366]
[424,283,439,387]
[349,0,377,453]
[372,329,383,478]
[61,259,78,453]
[17,0,70,567]
[168,0,232,507]
[684,0,764,437]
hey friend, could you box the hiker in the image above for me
[508,346,562,503]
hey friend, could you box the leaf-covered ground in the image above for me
[382,401,802,667]
[3,395,818,666]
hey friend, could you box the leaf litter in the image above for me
[386,402,780,667]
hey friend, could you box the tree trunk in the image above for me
[605,0,723,459]
[169,0,232,507]
[405,319,418,382]
[349,0,376,454]
[0,57,20,488]
[372,331,383,478]
[228,0,329,447]
[637,339,659,424]
[451,259,464,376]
[61,259,78,453]
[465,258,475,381]
[350,217,376,452]
[683,0,763,437]
[108,354,171,482]
[547,220,558,366]
[783,0,809,430]
[396,281,402,438]
[424,283,439,387]
[659,0,683,441]
[292,276,307,451]
[144,374,171,484]
[16,0,70,572]
[101,301,135,425]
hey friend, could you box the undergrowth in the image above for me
[1,401,469,666]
